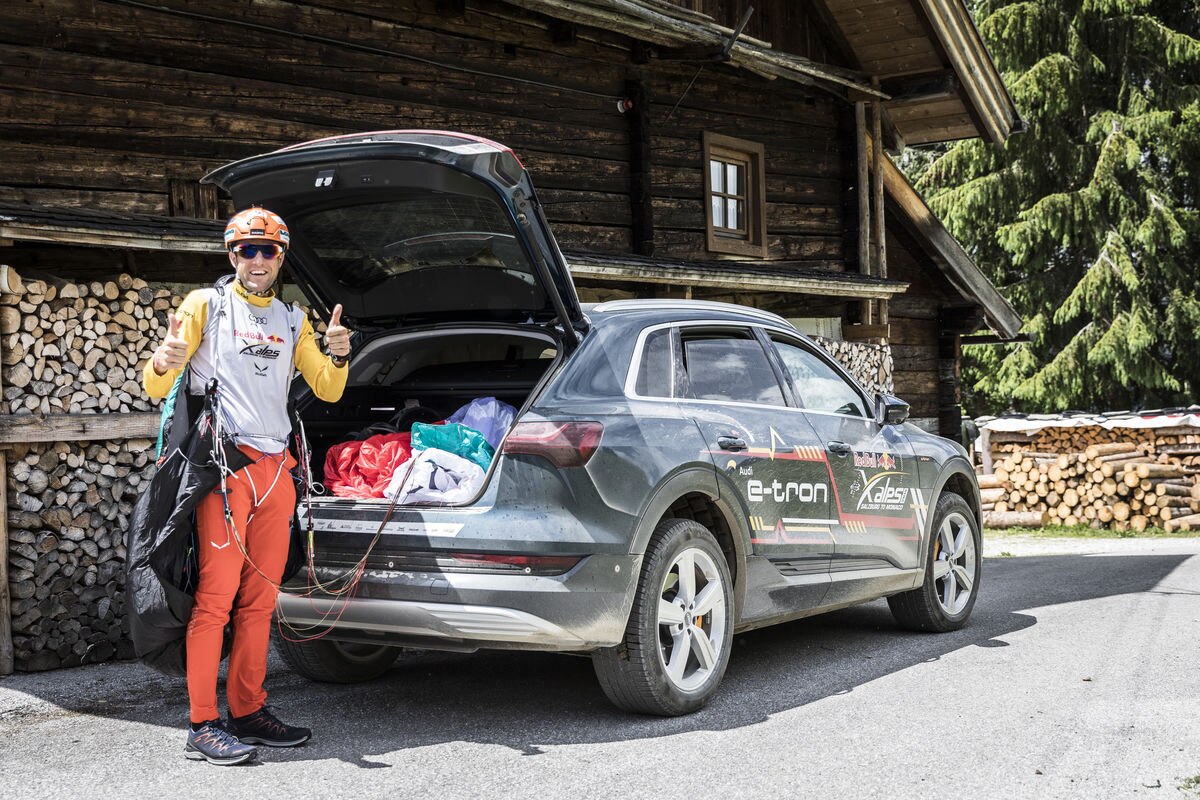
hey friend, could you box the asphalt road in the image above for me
[2,537,1199,800]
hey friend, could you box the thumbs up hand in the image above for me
[152,315,189,375]
[325,304,351,360]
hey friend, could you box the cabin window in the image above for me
[703,132,767,257]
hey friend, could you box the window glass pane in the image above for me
[635,329,674,398]
[298,195,541,319]
[712,195,725,228]
[726,198,740,230]
[682,334,785,406]
[726,162,742,195]
[709,160,724,192]
[773,339,865,417]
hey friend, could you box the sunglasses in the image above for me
[231,242,285,259]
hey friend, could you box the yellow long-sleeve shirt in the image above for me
[143,281,347,450]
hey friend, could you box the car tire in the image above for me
[888,492,981,632]
[273,636,401,683]
[592,517,734,716]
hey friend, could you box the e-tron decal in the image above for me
[746,479,829,504]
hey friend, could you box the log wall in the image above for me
[0,0,845,277]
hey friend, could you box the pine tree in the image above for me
[913,0,1200,414]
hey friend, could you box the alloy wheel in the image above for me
[932,511,977,615]
[656,547,727,692]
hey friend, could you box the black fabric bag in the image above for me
[126,382,252,676]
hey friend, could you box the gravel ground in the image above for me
[3,535,1199,800]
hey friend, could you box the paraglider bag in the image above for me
[126,380,247,675]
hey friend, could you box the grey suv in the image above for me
[203,131,983,716]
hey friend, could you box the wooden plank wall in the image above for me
[0,0,845,270]
[885,221,961,429]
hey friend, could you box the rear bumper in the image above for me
[277,553,641,652]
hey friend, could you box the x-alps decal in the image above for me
[749,516,838,545]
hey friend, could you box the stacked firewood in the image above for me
[5,438,155,669]
[0,272,180,415]
[981,427,1200,531]
[0,267,184,670]
[812,336,893,396]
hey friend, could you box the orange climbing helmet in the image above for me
[223,206,290,249]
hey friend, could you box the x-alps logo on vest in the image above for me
[236,330,285,362]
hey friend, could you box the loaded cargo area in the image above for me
[294,327,559,503]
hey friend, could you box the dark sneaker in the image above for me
[184,720,257,766]
[228,705,312,747]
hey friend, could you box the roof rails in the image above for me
[589,299,791,327]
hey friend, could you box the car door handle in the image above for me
[827,441,852,455]
[717,436,747,451]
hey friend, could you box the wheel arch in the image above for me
[629,466,750,619]
[921,459,983,563]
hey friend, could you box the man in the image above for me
[143,207,350,765]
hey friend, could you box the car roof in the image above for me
[584,299,793,328]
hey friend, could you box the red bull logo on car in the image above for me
[853,450,897,469]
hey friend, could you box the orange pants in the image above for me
[188,445,297,724]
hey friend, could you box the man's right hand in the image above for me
[152,315,189,375]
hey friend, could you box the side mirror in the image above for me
[875,393,910,425]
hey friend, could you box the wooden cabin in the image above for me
[0,0,1023,672]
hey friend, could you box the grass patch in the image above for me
[984,524,1200,539]
[1178,775,1200,796]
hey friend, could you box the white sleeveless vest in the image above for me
[185,286,304,454]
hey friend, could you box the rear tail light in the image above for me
[501,421,603,467]
[449,553,582,575]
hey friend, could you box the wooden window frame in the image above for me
[703,132,767,258]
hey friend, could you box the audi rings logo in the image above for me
[248,313,269,325]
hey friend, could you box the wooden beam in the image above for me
[626,78,655,257]
[844,323,891,341]
[871,78,888,327]
[0,222,221,254]
[565,260,908,299]
[855,100,872,324]
[882,70,959,105]
[0,412,160,444]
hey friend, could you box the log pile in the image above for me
[5,438,155,670]
[812,336,893,396]
[981,426,1200,531]
[0,272,178,415]
[1,267,188,671]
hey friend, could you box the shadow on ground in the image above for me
[0,552,1191,766]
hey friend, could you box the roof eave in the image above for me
[880,157,1023,338]
[914,0,1022,144]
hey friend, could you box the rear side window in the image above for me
[681,330,785,406]
[772,338,866,417]
[635,328,674,398]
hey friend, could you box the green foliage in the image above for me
[914,0,1200,414]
